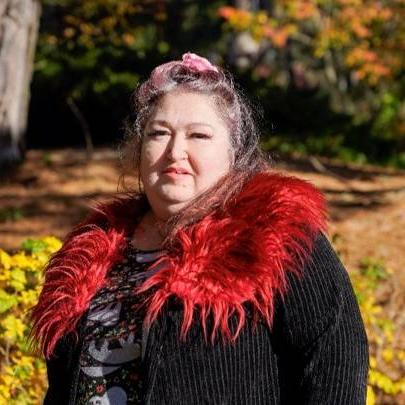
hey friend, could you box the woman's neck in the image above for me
[130,210,166,251]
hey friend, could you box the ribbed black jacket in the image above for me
[44,233,369,404]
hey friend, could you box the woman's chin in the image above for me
[158,185,194,203]
[162,196,190,208]
[152,193,193,216]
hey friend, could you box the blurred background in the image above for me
[0,0,404,404]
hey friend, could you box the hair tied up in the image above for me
[149,52,219,89]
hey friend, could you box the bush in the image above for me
[351,258,405,404]
[0,237,61,404]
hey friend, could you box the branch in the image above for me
[67,96,94,159]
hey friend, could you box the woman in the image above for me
[30,52,369,404]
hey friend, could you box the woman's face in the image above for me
[140,90,233,219]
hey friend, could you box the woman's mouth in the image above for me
[163,167,190,175]
[163,172,189,179]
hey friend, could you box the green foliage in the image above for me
[350,257,405,403]
[31,1,403,164]
[218,3,404,168]
[32,0,227,147]
[21,239,49,254]
[0,208,24,223]
[0,291,18,314]
[372,92,404,141]
[41,152,54,166]
[261,134,370,165]
[35,0,225,100]
[0,237,62,403]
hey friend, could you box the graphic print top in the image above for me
[75,239,166,405]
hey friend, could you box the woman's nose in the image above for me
[166,133,187,161]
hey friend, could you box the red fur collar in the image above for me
[29,172,327,358]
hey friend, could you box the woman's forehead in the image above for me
[147,90,228,130]
[148,119,215,130]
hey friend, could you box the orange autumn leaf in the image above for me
[272,30,290,47]
[288,1,319,20]
[346,48,378,65]
[216,1,402,87]
[262,25,295,48]
[352,22,371,39]
[217,6,236,20]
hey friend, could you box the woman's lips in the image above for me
[162,168,190,175]
[162,171,190,178]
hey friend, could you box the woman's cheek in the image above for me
[141,144,163,178]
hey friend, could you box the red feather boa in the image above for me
[29,172,327,359]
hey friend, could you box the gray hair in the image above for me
[118,62,270,192]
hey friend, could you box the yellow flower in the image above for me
[382,348,394,363]
[11,354,33,368]
[0,385,11,401]
[0,268,11,282]
[10,252,32,269]
[255,11,268,25]
[0,250,12,270]
[1,314,26,341]
[398,350,405,363]
[0,237,59,403]
[19,290,39,306]
[366,385,375,405]
[41,236,62,253]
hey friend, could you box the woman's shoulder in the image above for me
[286,232,349,294]
[273,232,359,348]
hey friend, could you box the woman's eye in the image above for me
[148,130,168,137]
[191,133,211,139]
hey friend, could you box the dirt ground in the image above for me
[2,148,404,282]
[1,148,405,282]
[1,147,404,402]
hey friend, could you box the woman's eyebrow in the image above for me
[149,120,214,130]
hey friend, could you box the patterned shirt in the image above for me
[76,239,166,405]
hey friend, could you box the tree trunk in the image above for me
[0,0,41,169]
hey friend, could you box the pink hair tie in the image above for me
[149,52,219,88]
[181,52,219,73]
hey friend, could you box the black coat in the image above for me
[43,233,369,404]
